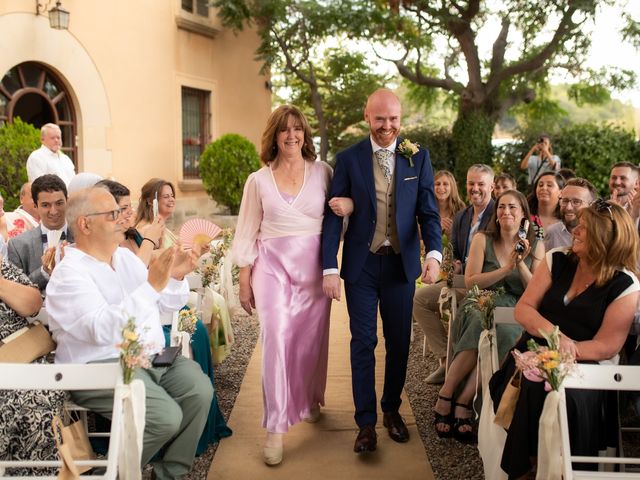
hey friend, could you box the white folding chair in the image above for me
[28,306,49,326]
[443,274,466,373]
[159,311,191,359]
[0,363,144,479]
[477,306,517,480]
[559,364,640,479]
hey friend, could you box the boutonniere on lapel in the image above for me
[396,139,420,167]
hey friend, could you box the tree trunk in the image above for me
[451,107,495,189]
[309,86,328,162]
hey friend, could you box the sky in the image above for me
[586,4,640,106]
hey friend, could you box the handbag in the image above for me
[52,409,96,477]
[493,368,522,429]
[0,322,56,363]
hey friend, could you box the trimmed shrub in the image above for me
[553,123,640,197]
[199,134,261,215]
[0,118,40,210]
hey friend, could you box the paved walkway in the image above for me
[208,287,435,480]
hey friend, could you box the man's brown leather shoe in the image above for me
[383,411,410,443]
[353,425,377,453]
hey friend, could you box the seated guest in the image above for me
[434,170,465,238]
[67,172,104,194]
[7,174,71,292]
[492,199,639,478]
[558,167,576,183]
[135,178,178,248]
[4,182,40,239]
[0,257,65,476]
[433,190,544,442]
[544,178,597,250]
[609,161,639,211]
[98,178,232,454]
[527,171,564,233]
[97,179,163,266]
[493,172,516,198]
[414,164,495,384]
[46,187,213,479]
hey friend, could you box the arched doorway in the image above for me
[0,62,77,165]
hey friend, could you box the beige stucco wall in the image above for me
[0,0,271,217]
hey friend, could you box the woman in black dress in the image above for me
[491,199,640,478]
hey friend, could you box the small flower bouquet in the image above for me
[198,228,233,288]
[118,317,151,384]
[396,138,419,167]
[440,238,455,288]
[512,326,577,391]
[178,307,199,337]
[464,284,504,330]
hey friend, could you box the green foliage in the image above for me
[553,123,640,196]
[451,111,494,183]
[283,47,389,160]
[401,125,455,173]
[199,134,261,215]
[0,118,40,210]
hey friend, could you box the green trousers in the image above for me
[72,356,213,480]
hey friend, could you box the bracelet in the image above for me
[142,237,157,249]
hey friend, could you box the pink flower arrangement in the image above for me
[513,326,576,391]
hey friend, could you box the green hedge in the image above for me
[199,134,261,215]
[0,118,40,210]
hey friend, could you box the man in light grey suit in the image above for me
[7,174,72,291]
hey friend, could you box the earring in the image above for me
[496,218,499,224]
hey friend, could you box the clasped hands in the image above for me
[147,245,198,292]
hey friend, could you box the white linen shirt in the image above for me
[27,145,76,185]
[46,246,189,364]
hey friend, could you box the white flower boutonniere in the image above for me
[396,139,420,167]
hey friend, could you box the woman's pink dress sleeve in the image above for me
[231,172,263,267]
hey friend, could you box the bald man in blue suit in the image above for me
[322,89,442,453]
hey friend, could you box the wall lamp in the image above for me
[35,0,70,30]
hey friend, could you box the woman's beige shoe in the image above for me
[303,405,321,423]
[263,433,283,466]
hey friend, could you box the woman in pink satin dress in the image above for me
[232,105,351,466]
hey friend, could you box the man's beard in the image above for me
[564,216,578,230]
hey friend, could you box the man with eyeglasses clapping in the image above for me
[544,177,597,250]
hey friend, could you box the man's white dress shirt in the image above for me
[27,145,76,185]
[46,246,189,364]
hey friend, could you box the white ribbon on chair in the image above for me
[118,379,146,480]
[477,327,508,480]
[536,390,562,480]
[219,256,238,309]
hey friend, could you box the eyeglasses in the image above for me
[84,208,122,221]
[559,197,586,208]
[592,198,616,239]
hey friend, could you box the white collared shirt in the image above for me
[26,145,76,185]
[40,223,69,250]
[46,246,189,364]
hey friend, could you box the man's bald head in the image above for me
[364,88,402,148]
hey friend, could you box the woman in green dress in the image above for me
[432,190,545,442]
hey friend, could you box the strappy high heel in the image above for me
[433,395,454,438]
[452,402,476,444]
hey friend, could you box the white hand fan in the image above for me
[47,230,63,248]
[179,219,222,249]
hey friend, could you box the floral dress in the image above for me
[0,260,65,476]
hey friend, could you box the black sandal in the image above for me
[453,402,476,444]
[433,395,454,438]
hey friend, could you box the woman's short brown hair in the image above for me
[575,200,639,285]
[260,105,316,165]
[135,178,175,226]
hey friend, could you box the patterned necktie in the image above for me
[374,149,393,183]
